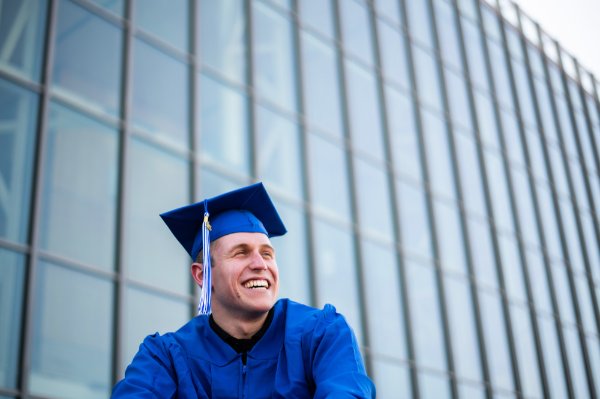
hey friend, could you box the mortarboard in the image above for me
[160,182,287,314]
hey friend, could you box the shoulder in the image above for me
[276,298,351,339]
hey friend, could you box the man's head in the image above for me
[160,182,286,315]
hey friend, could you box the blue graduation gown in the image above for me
[111,298,375,398]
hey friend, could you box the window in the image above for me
[412,44,443,113]
[134,0,188,52]
[510,305,543,398]
[298,0,335,40]
[422,109,457,200]
[405,0,434,49]
[339,0,374,66]
[377,20,409,91]
[396,180,433,259]
[433,199,468,275]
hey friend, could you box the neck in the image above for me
[211,310,270,339]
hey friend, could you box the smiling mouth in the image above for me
[243,279,269,289]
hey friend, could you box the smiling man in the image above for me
[111,182,375,398]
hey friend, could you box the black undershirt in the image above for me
[209,308,275,364]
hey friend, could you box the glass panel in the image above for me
[354,158,393,240]
[298,0,335,40]
[406,260,447,371]
[274,202,310,304]
[547,145,569,197]
[375,0,401,25]
[339,0,374,66]
[488,40,513,110]
[497,233,527,304]
[558,199,585,275]
[199,74,250,174]
[362,239,406,358]
[563,326,590,399]
[510,168,539,248]
[255,106,303,198]
[199,0,246,84]
[523,127,548,184]
[534,78,561,146]
[434,0,463,71]
[40,103,118,270]
[555,96,578,159]
[454,132,487,218]
[377,20,409,91]
[462,17,488,92]
[536,183,563,260]
[131,39,189,148]
[551,262,576,325]
[197,168,240,199]
[479,290,514,391]
[418,372,451,399]
[29,260,113,399]
[537,316,568,398]
[312,219,363,343]
[586,336,600,396]
[385,86,422,182]
[405,0,433,49]
[124,138,190,292]
[252,1,296,112]
[0,249,25,389]
[413,44,443,112]
[301,31,343,137]
[525,249,553,315]
[444,275,482,381]
[307,132,351,221]
[433,199,467,275]
[510,305,543,398]
[467,218,498,289]
[499,109,527,168]
[581,213,600,282]
[0,79,38,243]
[474,89,501,150]
[345,60,385,160]
[135,0,188,52]
[122,287,190,374]
[422,109,456,200]
[484,150,514,233]
[445,69,472,131]
[397,180,433,259]
[52,0,122,117]
[458,383,486,399]
[0,0,47,81]
[371,359,411,399]
[511,58,536,128]
[574,275,597,335]
[90,0,124,16]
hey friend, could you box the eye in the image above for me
[262,251,274,259]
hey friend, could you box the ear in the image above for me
[191,263,203,286]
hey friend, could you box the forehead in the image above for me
[213,232,272,251]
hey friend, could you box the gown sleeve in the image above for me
[111,333,179,399]
[307,305,376,399]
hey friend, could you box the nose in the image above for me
[249,251,268,270]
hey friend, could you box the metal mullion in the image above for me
[368,0,416,383]
[289,0,318,309]
[469,0,523,396]
[18,0,58,397]
[331,0,373,377]
[111,0,134,384]
[448,1,494,396]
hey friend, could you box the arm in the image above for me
[111,334,178,399]
[308,305,376,399]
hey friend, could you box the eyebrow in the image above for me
[226,242,275,254]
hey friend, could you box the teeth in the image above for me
[244,280,268,289]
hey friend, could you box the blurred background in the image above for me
[0,0,599,398]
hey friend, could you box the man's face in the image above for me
[209,232,279,320]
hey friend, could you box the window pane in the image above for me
[510,305,543,398]
[479,290,514,391]
[378,20,409,90]
[397,180,433,259]
[255,106,303,198]
[375,0,402,26]
[40,103,118,270]
[52,0,122,117]
[90,0,124,16]
[574,275,597,335]
[199,74,250,174]
[434,0,463,71]
[422,110,456,200]
[434,199,467,275]
[467,218,498,289]
[525,249,553,315]
[125,138,190,292]
[307,132,351,221]
[405,0,433,49]
[135,0,188,52]
[445,69,472,131]
[312,219,363,344]
[462,18,488,92]
[488,40,513,110]
[340,0,374,66]
[474,90,501,150]
[537,316,568,399]
[536,183,563,260]
[510,167,539,248]
[345,60,385,160]
[497,233,527,304]
[199,0,246,84]
[454,132,487,218]
[0,0,47,81]
[0,79,38,243]
[385,86,422,182]
[563,326,590,399]
[484,150,514,233]
[362,240,406,359]
[131,39,189,148]
[406,260,447,371]
[551,262,576,325]
[298,0,335,40]
[301,32,343,137]
[29,261,113,399]
[371,359,411,399]
[499,110,527,168]
[354,158,394,240]
[275,202,310,304]
[122,287,190,375]
[252,2,296,112]
[444,275,482,381]
[413,45,443,112]
[418,372,451,399]
[0,249,25,389]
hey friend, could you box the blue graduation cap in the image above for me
[160,182,287,315]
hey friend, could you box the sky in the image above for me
[514,0,600,81]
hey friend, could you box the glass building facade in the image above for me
[0,0,599,398]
